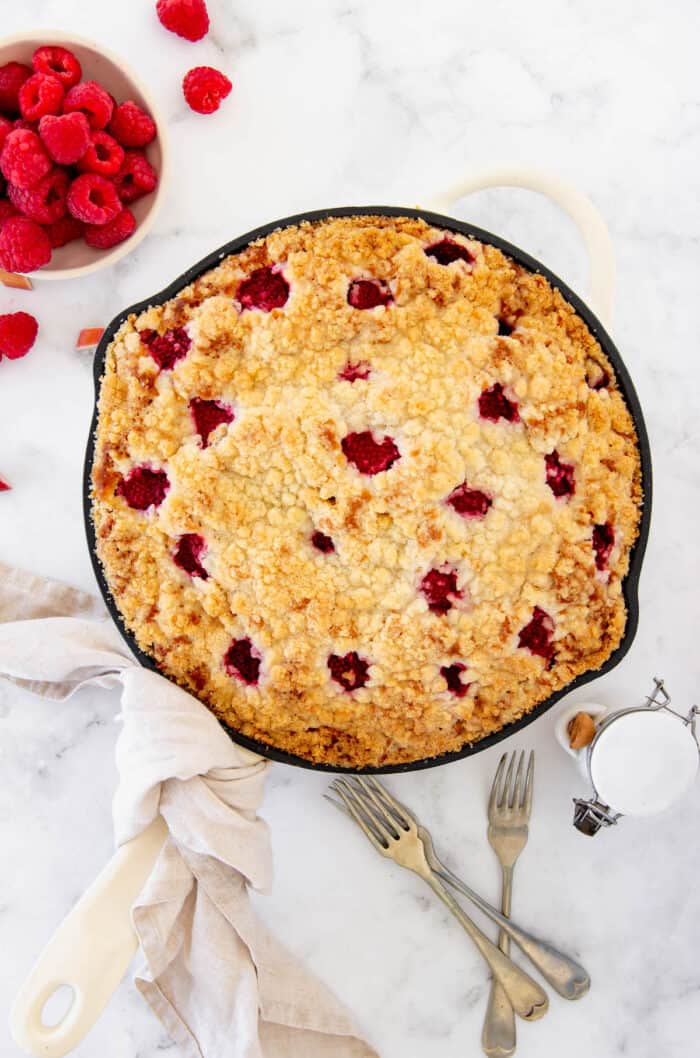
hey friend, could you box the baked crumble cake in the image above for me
[91,215,642,768]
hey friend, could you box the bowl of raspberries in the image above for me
[0,30,168,279]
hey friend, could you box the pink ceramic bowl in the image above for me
[0,29,169,280]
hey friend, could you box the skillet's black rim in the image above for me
[83,205,652,774]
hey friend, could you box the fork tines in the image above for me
[489,750,535,817]
[325,776,412,850]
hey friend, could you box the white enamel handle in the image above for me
[423,166,615,328]
[10,816,168,1058]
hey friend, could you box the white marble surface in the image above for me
[1,1,700,1056]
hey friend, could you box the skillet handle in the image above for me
[9,816,168,1058]
[423,167,615,329]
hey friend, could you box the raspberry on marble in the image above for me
[0,310,38,359]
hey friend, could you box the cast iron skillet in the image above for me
[83,205,652,773]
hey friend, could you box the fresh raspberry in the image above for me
[67,173,121,225]
[518,607,555,660]
[84,207,136,249]
[0,216,51,272]
[0,63,31,116]
[182,66,232,115]
[18,73,64,122]
[592,522,615,571]
[339,360,371,382]
[157,0,210,41]
[116,466,169,510]
[0,311,38,359]
[545,450,575,499]
[141,326,191,371]
[8,168,68,224]
[478,382,520,423]
[0,116,13,152]
[328,651,370,692]
[77,130,124,176]
[173,533,208,579]
[425,238,474,266]
[224,637,261,685]
[0,129,52,190]
[347,278,393,309]
[342,430,400,475]
[420,568,461,614]
[38,111,90,164]
[189,396,234,445]
[311,531,335,553]
[113,149,158,203]
[108,100,156,148]
[497,317,514,336]
[0,200,19,227]
[12,119,37,131]
[237,266,289,312]
[31,46,82,90]
[441,662,471,697]
[63,80,114,130]
[45,214,83,247]
[447,482,493,519]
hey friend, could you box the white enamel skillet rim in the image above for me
[11,169,652,1058]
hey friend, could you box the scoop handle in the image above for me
[9,816,167,1058]
[423,166,615,328]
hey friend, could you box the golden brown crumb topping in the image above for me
[91,215,642,767]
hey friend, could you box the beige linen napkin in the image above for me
[0,561,377,1058]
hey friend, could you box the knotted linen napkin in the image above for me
[0,561,378,1058]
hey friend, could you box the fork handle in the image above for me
[422,872,548,1022]
[482,865,516,1058]
[435,864,590,1001]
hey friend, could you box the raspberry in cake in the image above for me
[91,214,642,768]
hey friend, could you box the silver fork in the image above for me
[327,777,590,1000]
[327,776,549,1022]
[482,751,533,1058]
